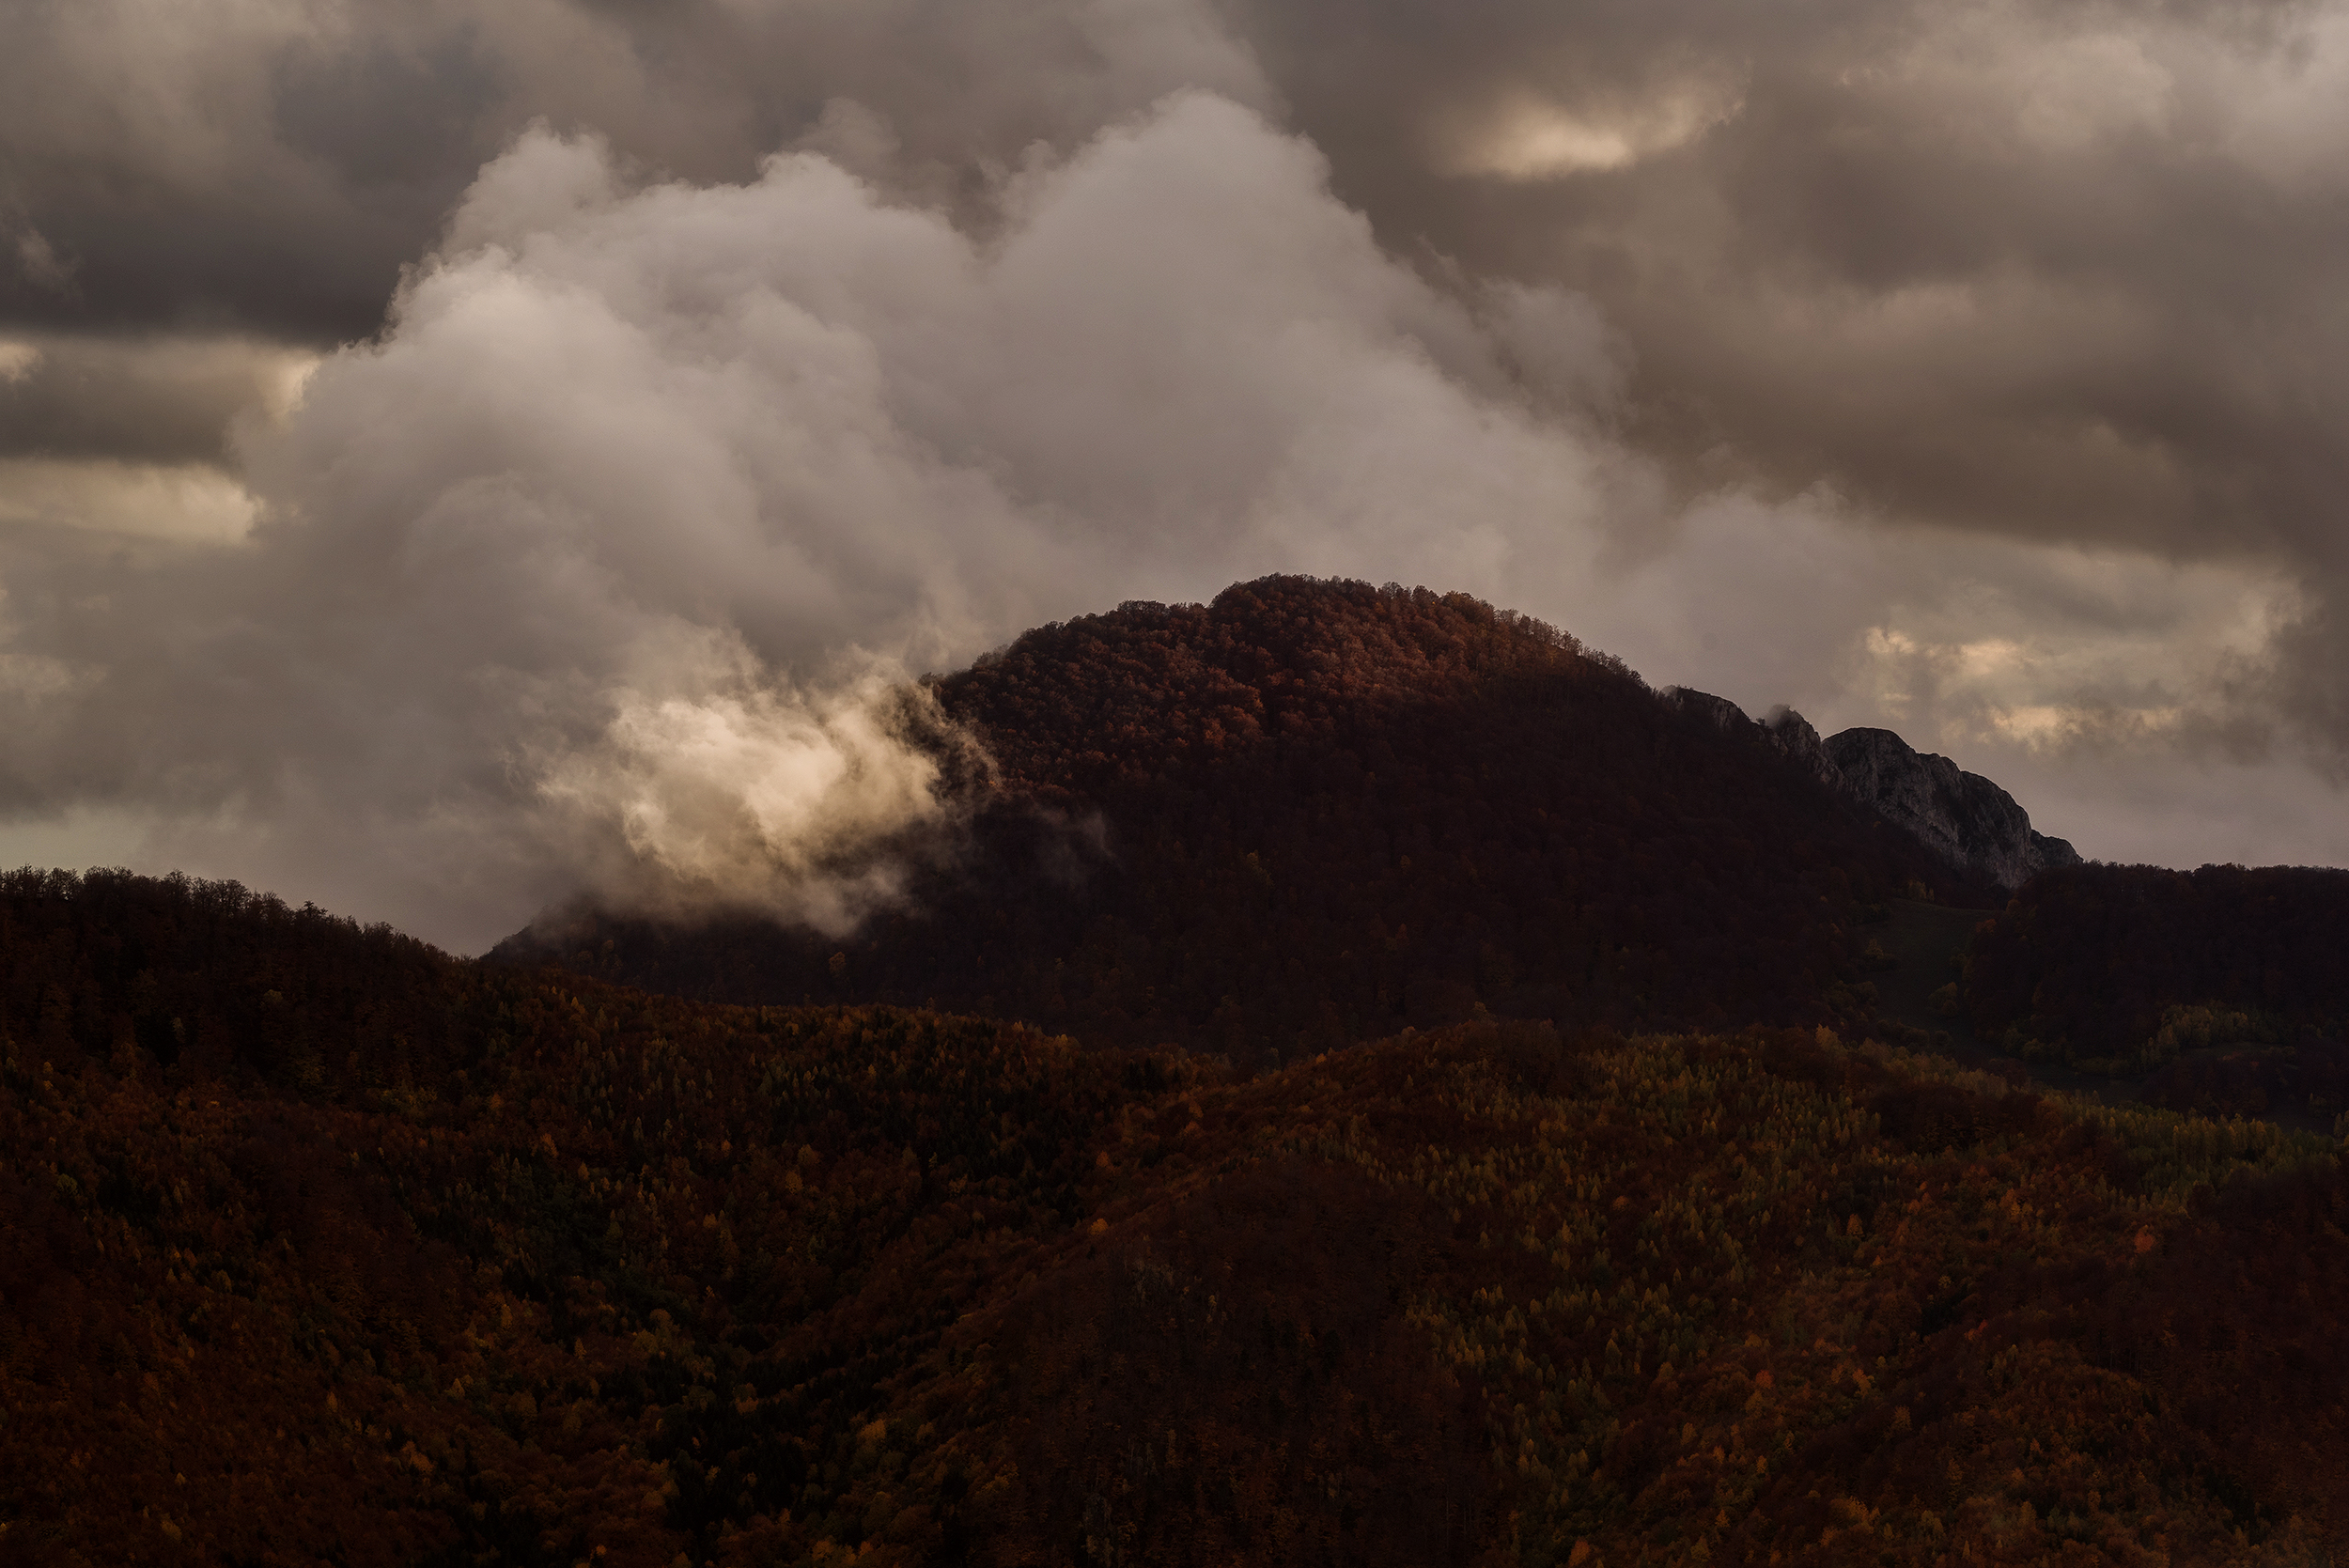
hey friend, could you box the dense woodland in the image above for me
[8,868,2349,1566]
[1963,863,2349,1122]
[506,580,1988,1055]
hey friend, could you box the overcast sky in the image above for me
[4,0,2345,950]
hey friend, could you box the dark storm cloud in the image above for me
[1238,0,2343,530]
[10,0,2340,596]
[0,0,1266,341]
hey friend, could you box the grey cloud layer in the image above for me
[10,0,2342,589]
[0,335,310,464]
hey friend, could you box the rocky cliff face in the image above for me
[1823,727,2081,891]
[1762,706,1845,792]
[1666,690,1846,790]
[1664,689,2079,890]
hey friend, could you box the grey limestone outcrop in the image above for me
[1662,688,2077,890]
[1664,688,1844,789]
[1761,706,1845,792]
[1822,727,2080,890]
[1668,687,1754,737]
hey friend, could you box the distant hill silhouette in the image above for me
[0,865,463,1083]
[501,578,1997,1056]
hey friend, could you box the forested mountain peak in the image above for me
[941,578,1636,799]
[502,578,1997,1055]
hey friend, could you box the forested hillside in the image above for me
[505,579,1986,1057]
[14,591,2349,1565]
[1961,862,2349,1121]
[8,869,2349,1565]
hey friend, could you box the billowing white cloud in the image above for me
[0,95,1636,948]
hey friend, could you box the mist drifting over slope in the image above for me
[3,0,2348,944]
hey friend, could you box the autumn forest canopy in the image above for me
[7,578,2349,1567]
